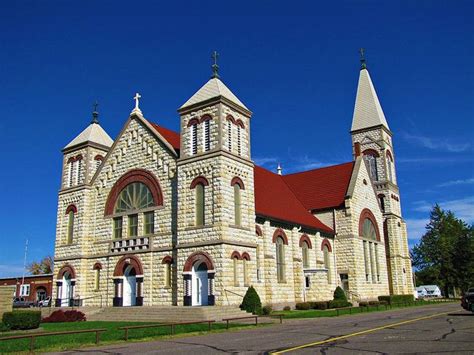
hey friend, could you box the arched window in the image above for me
[386,151,394,182]
[115,182,155,213]
[323,244,331,283]
[363,150,379,181]
[94,155,104,171]
[227,117,233,152]
[204,119,210,152]
[362,218,378,240]
[67,158,75,187]
[162,256,173,288]
[65,205,77,245]
[231,178,244,226]
[93,263,102,291]
[276,237,286,283]
[190,177,209,227]
[237,126,242,156]
[191,123,198,155]
[302,241,310,268]
[231,252,241,286]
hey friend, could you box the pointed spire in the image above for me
[211,50,220,79]
[351,54,390,132]
[359,48,367,70]
[91,101,99,124]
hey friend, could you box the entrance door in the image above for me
[340,274,349,294]
[192,262,208,306]
[123,266,137,307]
[61,273,72,307]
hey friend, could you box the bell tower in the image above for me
[350,50,414,295]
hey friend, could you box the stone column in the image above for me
[55,281,62,307]
[136,277,144,306]
[113,279,123,307]
[208,272,215,306]
[183,274,192,306]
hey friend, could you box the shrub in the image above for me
[0,322,11,332]
[295,302,311,310]
[333,286,347,301]
[378,294,414,305]
[42,310,86,323]
[358,301,369,307]
[283,306,291,311]
[312,301,329,310]
[328,300,352,309]
[262,305,273,315]
[379,300,388,305]
[240,286,262,315]
[369,301,380,306]
[2,311,41,330]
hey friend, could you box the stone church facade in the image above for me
[52,60,414,308]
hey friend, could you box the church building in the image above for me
[52,55,414,308]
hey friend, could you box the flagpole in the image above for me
[21,239,28,288]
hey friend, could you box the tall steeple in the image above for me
[351,50,390,132]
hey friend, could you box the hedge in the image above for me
[378,294,414,304]
[295,302,311,310]
[42,310,86,323]
[262,305,273,315]
[328,300,352,308]
[2,311,41,330]
[309,301,329,310]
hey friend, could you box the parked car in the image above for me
[12,297,34,308]
[461,288,474,312]
[418,285,442,298]
[38,297,51,307]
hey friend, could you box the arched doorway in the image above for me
[123,265,137,307]
[55,265,76,307]
[192,262,208,306]
[61,272,72,306]
[183,252,215,306]
[36,287,47,302]
[113,255,144,307]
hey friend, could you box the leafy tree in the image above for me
[27,256,53,275]
[333,286,347,301]
[412,205,474,296]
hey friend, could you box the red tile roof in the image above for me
[254,166,333,233]
[150,123,181,153]
[283,162,355,211]
[149,122,335,233]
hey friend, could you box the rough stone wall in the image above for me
[0,286,14,319]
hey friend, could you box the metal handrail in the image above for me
[224,289,245,298]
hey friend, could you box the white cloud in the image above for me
[402,133,471,153]
[253,156,278,167]
[437,178,474,187]
[412,196,474,224]
[406,218,429,243]
[0,264,27,278]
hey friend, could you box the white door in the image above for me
[123,275,136,306]
[61,275,71,307]
[192,271,208,306]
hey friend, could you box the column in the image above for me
[113,278,123,307]
[208,272,215,306]
[136,277,144,306]
[183,274,192,306]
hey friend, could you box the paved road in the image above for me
[54,303,473,354]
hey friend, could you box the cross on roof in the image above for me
[133,93,142,111]
[211,51,220,79]
[359,48,367,69]
[91,100,99,124]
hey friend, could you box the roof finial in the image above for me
[211,50,220,79]
[132,92,142,114]
[359,48,367,70]
[91,100,99,124]
[277,163,282,175]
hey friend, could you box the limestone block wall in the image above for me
[0,286,14,319]
[62,147,88,189]
[221,105,251,160]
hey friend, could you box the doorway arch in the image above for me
[183,252,215,306]
[55,264,76,307]
[113,255,144,307]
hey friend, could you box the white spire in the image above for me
[179,77,248,111]
[277,163,282,175]
[351,68,390,132]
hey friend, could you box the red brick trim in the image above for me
[236,119,245,128]
[362,149,380,157]
[65,204,77,215]
[75,154,83,161]
[161,256,173,264]
[299,234,313,249]
[386,149,393,161]
[94,155,104,161]
[255,225,263,236]
[93,262,103,270]
[104,169,163,216]
[358,208,381,241]
[272,228,288,245]
[321,238,332,252]
[190,176,209,189]
[183,251,215,272]
[67,157,75,163]
[187,118,200,127]
[241,252,251,261]
[354,142,361,157]
[200,114,212,123]
[231,177,245,190]
[113,255,144,277]
[231,251,242,260]
[226,115,236,124]
[57,264,76,279]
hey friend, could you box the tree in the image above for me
[28,256,53,275]
[412,205,474,296]
[240,286,262,315]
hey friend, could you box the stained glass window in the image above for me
[362,218,377,240]
[276,237,285,283]
[114,182,155,213]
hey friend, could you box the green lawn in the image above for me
[273,299,458,319]
[0,320,258,353]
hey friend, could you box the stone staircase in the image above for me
[49,305,252,322]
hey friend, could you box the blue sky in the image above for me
[0,1,473,277]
